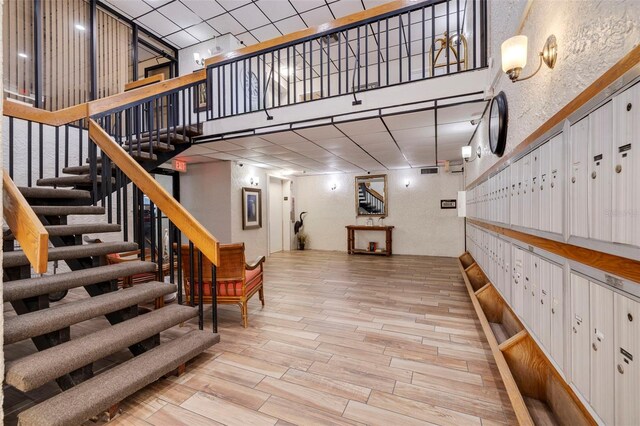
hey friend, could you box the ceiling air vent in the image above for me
[421,167,439,175]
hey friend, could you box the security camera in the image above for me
[237,162,244,167]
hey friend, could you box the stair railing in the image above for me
[3,171,48,273]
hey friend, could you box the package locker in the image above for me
[549,262,565,373]
[589,282,615,426]
[539,141,551,232]
[530,148,541,231]
[588,101,613,242]
[521,154,532,229]
[612,82,640,247]
[614,292,640,425]
[549,133,564,234]
[571,273,590,401]
[537,258,552,352]
[512,247,524,317]
[569,117,590,239]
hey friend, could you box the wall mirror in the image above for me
[355,174,387,217]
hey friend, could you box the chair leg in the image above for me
[259,287,265,307]
[241,302,248,328]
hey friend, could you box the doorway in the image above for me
[268,176,291,254]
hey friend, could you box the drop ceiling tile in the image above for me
[251,24,282,42]
[274,15,307,35]
[328,0,364,17]
[206,141,245,151]
[181,0,227,19]
[158,2,202,28]
[260,131,307,145]
[227,136,274,148]
[225,149,265,158]
[301,6,334,27]
[336,118,386,136]
[144,0,173,6]
[256,0,297,21]
[182,145,218,155]
[362,0,390,9]
[235,31,260,46]
[383,110,435,130]
[314,137,351,150]
[205,152,241,160]
[437,103,485,125]
[207,14,246,35]
[186,22,219,41]
[351,131,394,145]
[104,0,153,18]
[136,11,181,36]
[166,30,200,48]
[295,125,343,141]
[177,155,219,163]
[253,145,292,155]
[217,0,253,11]
[290,0,326,13]
[231,3,270,30]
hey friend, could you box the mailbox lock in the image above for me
[571,177,576,183]
[552,308,555,314]
[551,182,555,188]
[628,313,634,322]
[615,165,622,173]
[592,343,598,351]
[573,326,577,334]
[618,364,625,374]
[541,299,544,305]
[591,171,597,179]
[627,103,632,111]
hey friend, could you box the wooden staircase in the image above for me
[3,173,218,425]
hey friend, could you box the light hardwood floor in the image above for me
[4,251,517,425]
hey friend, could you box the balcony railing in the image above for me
[205,0,487,120]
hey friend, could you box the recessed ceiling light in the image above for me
[18,52,28,58]
[75,23,86,31]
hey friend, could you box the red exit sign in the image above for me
[173,159,187,172]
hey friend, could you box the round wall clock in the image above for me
[488,91,508,157]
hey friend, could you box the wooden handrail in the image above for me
[124,74,165,92]
[87,120,219,266]
[3,99,88,126]
[3,171,49,273]
[204,0,424,67]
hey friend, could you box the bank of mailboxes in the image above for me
[569,82,640,247]
[465,168,510,224]
[511,245,564,371]
[571,273,640,425]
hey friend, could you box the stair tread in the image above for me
[3,241,138,268]
[61,164,112,175]
[3,260,156,302]
[18,187,91,199]
[4,281,176,344]
[17,329,218,426]
[122,141,175,152]
[3,223,121,240]
[6,304,199,392]
[31,205,106,216]
[37,175,115,187]
[88,151,157,163]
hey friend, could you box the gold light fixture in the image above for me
[502,34,557,82]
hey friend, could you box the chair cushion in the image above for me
[186,268,262,298]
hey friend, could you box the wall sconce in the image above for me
[502,34,557,83]
[250,176,259,186]
[330,182,337,191]
[462,145,481,162]
[404,179,411,188]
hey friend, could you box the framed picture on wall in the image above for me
[192,81,207,113]
[242,187,262,230]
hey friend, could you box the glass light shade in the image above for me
[193,52,201,62]
[461,145,472,159]
[501,35,528,72]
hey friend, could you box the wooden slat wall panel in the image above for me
[3,0,34,103]
[96,8,129,99]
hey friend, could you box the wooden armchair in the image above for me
[179,243,265,328]
[106,248,172,288]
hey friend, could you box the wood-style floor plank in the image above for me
[4,251,516,425]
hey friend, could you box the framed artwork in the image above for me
[242,187,262,230]
[244,70,259,111]
[441,199,457,209]
[193,81,207,113]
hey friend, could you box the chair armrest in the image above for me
[246,256,266,270]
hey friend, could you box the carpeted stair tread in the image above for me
[4,223,121,240]
[6,304,200,392]
[121,141,175,152]
[17,329,218,426]
[36,175,115,187]
[3,261,156,302]
[3,241,138,268]
[88,151,157,163]
[61,164,112,175]
[4,281,176,344]
[18,187,91,200]
[31,205,106,216]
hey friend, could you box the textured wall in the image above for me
[466,0,640,183]
[295,169,465,257]
[1,0,5,418]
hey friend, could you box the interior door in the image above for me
[269,177,284,254]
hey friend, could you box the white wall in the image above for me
[466,0,640,183]
[295,168,465,257]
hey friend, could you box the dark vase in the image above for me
[299,243,305,250]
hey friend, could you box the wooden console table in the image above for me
[346,225,394,256]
